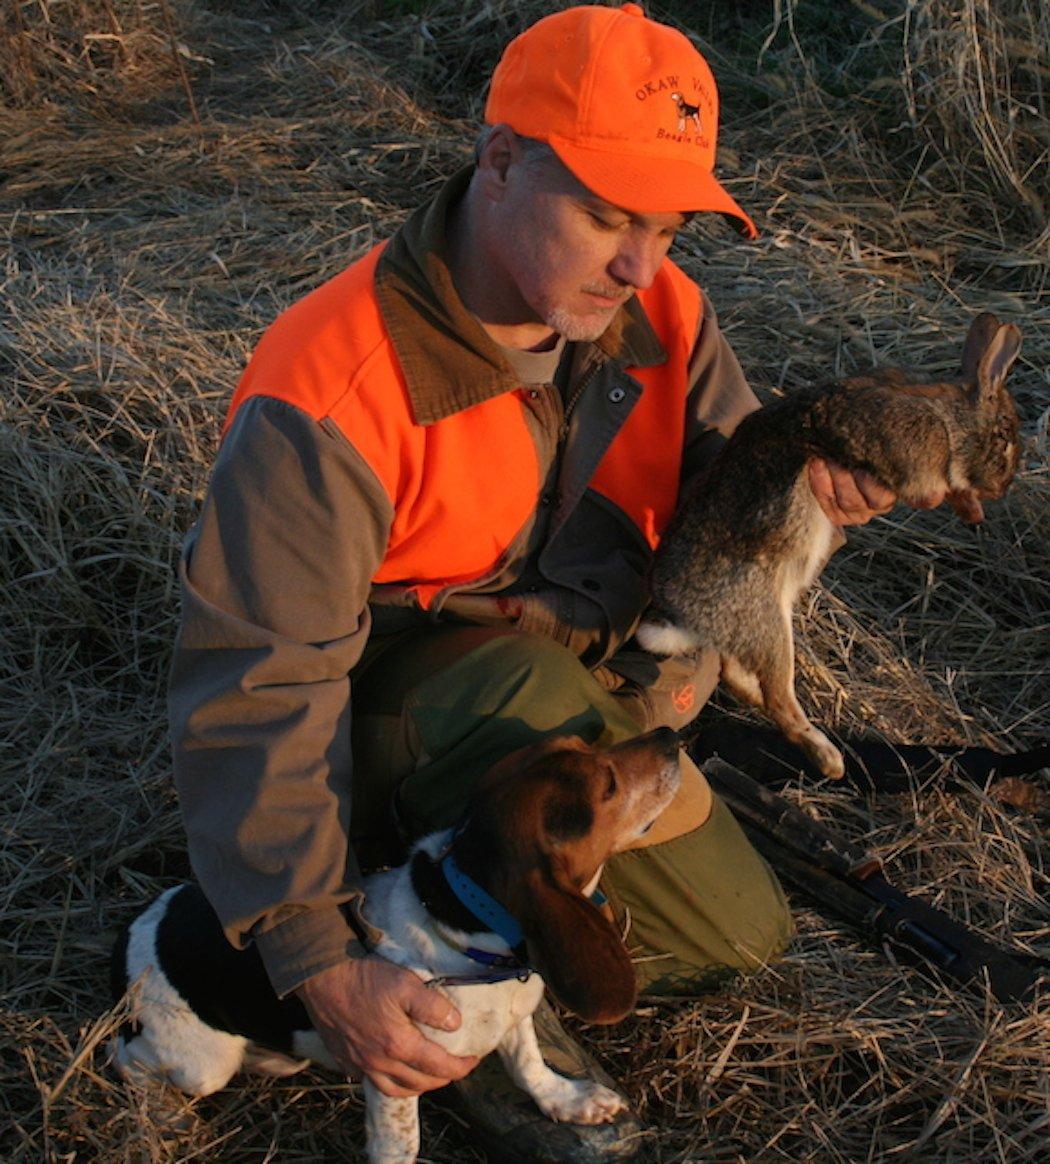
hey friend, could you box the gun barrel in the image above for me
[890,917,961,969]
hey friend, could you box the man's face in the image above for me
[491,146,689,343]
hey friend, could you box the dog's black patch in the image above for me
[411,849,529,962]
[156,885,311,1054]
[411,850,492,935]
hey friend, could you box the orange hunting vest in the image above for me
[225,242,701,608]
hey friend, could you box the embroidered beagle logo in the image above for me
[670,92,702,133]
[634,74,713,148]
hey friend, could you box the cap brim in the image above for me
[547,135,758,239]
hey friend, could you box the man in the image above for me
[170,4,893,1159]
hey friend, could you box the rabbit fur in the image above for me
[637,313,1023,780]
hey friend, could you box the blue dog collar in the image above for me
[431,845,608,987]
[439,850,608,947]
[440,852,525,950]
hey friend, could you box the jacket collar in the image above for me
[374,166,667,426]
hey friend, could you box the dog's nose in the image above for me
[645,726,681,760]
[610,726,681,763]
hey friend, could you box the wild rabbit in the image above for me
[637,313,1022,780]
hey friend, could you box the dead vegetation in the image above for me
[1,1,1046,1161]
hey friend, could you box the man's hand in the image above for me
[296,957,479,1097]
[808,458,896,526]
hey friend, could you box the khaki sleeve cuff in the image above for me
[253,906,367,999]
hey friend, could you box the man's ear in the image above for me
[517,870,636,1024]
[475,123,518,196]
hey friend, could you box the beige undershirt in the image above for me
[496,333,567,387]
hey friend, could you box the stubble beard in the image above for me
[543,303,620,343]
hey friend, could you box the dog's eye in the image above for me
[603,770,618,800]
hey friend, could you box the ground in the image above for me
[1,2,1047,1161]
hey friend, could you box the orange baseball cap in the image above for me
[484,3,757,237]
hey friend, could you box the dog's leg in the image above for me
[113,1022,246,1097]
[364,1079,420,1164]
[497,1015,626,1125]
[755,614,844,780]
[113,954,248,1097]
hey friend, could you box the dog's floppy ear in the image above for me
[517,870,636,1024]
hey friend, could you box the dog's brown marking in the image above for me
[456,730,681,1024]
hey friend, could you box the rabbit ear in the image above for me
[517,870,636,1025]
[977,323,1022,394]
[962,313,1022,402]
[960,312,1000,379]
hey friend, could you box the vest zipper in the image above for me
[558,360,603,442]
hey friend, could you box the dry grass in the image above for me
[1,1,1047,1161]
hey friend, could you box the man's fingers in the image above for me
[377,982,479,1082]
[367,1069,435,1099]
[362,1036,479,1095]
[852,468,895,513]
[393,1022,479,1082]
[296,959,478,1099]
[828,465,872,518]
[808,459,896,525]
[341,1026,477,1094]
[810,458,861,521]
[369,1057,460,1095]
[808,458,833,503]
[401,980,462,1033]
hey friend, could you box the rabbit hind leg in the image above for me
[743,622,844,781]
[721,654,843,778]
[721,654,764,708]
[763,680,844,780]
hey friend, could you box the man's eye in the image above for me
[589,212,624,231]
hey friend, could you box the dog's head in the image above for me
[452,728,681,1024]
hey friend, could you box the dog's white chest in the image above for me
[423,974,546,1058]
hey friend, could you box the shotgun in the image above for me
[697,753,1047,1004]
[687,707,1049,805]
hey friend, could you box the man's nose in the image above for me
[608,235,665,291]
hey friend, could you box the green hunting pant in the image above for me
[350,626,793,995]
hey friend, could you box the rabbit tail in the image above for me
[637,613,701,657]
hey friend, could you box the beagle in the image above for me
[670,91,702,133]
[111,727,682,1163]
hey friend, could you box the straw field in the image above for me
[1,1,1046,1161]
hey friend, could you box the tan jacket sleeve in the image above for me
[169,394,393,997]
[681,289,760,480]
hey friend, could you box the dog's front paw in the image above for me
[536,1076,628,1125]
